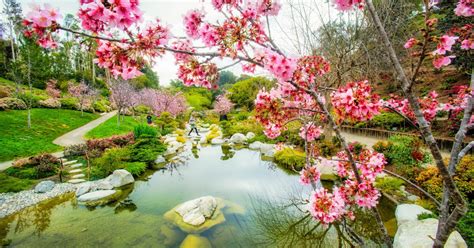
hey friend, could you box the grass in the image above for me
[0,108,98,162]
[85,114,145,139]
[0,173,36,193]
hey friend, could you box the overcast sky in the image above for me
[2,0,340,85]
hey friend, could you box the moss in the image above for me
[274,147,306,171]
[375,177,404,196]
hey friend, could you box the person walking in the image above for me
[188,113,200,136]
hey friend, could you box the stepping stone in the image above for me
[72,174,85,179]
[70,163,84,168]
[63,160,78,165]
[69,169,83,174]
[68,179,86,184]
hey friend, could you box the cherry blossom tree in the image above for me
[45,79,61,98]
[22,0,473,246]
[68,81,95,116]
[109,79,137,124]
[140,88,187,117]
[213,95,234,115]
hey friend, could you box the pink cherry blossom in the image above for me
[461,39,474,50]
[309,187,347,225]
[213,95,234,115]
[454,0,474,17]
[261,49,297,82]
[333,0,365,11]
[299,166,321,185]
[184,9,205,39]
[263,123,282,139]
[404,38,418,49]
[299,123,322,142]
[433,56,455,69]
[432,35,459,55]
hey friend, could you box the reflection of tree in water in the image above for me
[221,145,235,160]
[0,193,74,245]
[245,193,388,247]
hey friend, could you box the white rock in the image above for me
[164,137,177,144]
[75,182,92,196]
[77,190,117,202]
[395,204,432,225]
[96,179,114,190]
[260,143,275,157]
[199,136,207,144]
[407,195,420,202]
[249,141,262,150]
[106,169,134,188]
[34,180,55,193]
[246,132,255,139]
[394,218,467,248]
[155,155,166,164]
[211,138,225,145]
[175,196,217,226]
[230,133,247,144]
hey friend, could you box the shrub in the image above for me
[16,92,47,108]
[5,167,38,179]
[0,173,35,193]
[86,133,134,155]
[39,98,61,108]
[231,111,251,121]
[274,147,306,171]
[155,112,178,135]
[417,212,437,220]
[133,124,158,139]
[59,97,79,110]
[0,85,12,98]
[373,141,393,154]
[375,177,404,195]
[6,153,59,179]
[416,155,474,200]
[92,147,131,177]
[369,112,406,130]
[378,135,431,169]
[134,104,151,114]
[0,97,27,110]
[64,144,88,157]
[123,162,147,176]
[176,136,186,143]
[93,99,111,112]
[129,138,166,164]
[458,201,474,247]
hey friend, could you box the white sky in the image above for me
[2,0,340,85]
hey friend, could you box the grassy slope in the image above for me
[0,109,98,162]
[85,114,145,139]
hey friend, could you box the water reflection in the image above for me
[221,145,235,160]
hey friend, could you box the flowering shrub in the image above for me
[86,133,134,155]
[213,95,234,115]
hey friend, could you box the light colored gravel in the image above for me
[0,183,77,218]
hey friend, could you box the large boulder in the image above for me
[179,234,212,248]
[75,182,92,196]
[155,155,166,164]
[260,143,275,157]
[230,133,247,144]
[394,218,467,248]
[395,204,432,226]
[34,180,55,193]
[77,190,117,202]
[106,169,134,188]
[249,141,262,150]
[211,138,225,145]
[246,132,255,140]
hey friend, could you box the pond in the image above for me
[0,144,396,247]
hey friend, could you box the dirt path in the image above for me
[53,110,117,146]
[0,111,117,171]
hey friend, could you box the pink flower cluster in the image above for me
[331,80,381,122]
[177,60,219,89]
[404,38,418,49]
[78,0,142,33]
[455,0,474,17]
[292,56,331,88]
[213,95,234,115]
[23,4,63,48]
[211,0,239,10]
[299,123,322,142]
[261,49,297,82]
[333,0,365,11]
[140,88,188,116]
[299,166,321,185]
[46,80,61,98]
[383,91,440,123]
[184,9,204,39]
[309,187,347,225]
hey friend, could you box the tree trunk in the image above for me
[27,108,31,129]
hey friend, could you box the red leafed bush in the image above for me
[86,133,135,153]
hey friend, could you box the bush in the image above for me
[375,177,404,195]
[0,85,12,98]
[64,144,88,157]
[86,133,134,155]
[39,98,61,108]
[0,173,35,193]
[379,135,431,169]
[458,201,474,247]
[274,147,306,171]
[155,112,178,135]
[133,124,158,139]
[369,112,406,130]
[134,104,151,115]
[129,138,167,164]
[123,162,147,176]
[0,97,27,110]
[6,153,59,179]
[16,92,47,108]
[59,97,79,110]
[93,99,111,112]
[92,147,131,177]
[416,155,473,201]
[373,141,392,154]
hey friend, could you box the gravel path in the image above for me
[0,183,77,218]
[53,110,117,146]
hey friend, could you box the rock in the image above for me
[106,169,134,188]
[211,138,225,145]
[155,155,166,164]
[407,194,420,202]
[96,179,114,190]
[77,190,117,202]
[199,136,207,144]
[260,143,275,157]
[395,204,432,225]
[75,182,92,196]
[175,196,217,222]
[394,218,467,248]
[160,224,185,247]
[315,161,337,181]
[34,180,55,193]
[179,234,212,248]
[246,132,255,139]
[230,133,247,144]
[249,141,262,150]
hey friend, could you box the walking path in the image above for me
[0,111,117,171]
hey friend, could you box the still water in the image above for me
[0,145,396,247]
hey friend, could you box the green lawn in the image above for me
[85,114,146,139]
[0,108,98,162]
